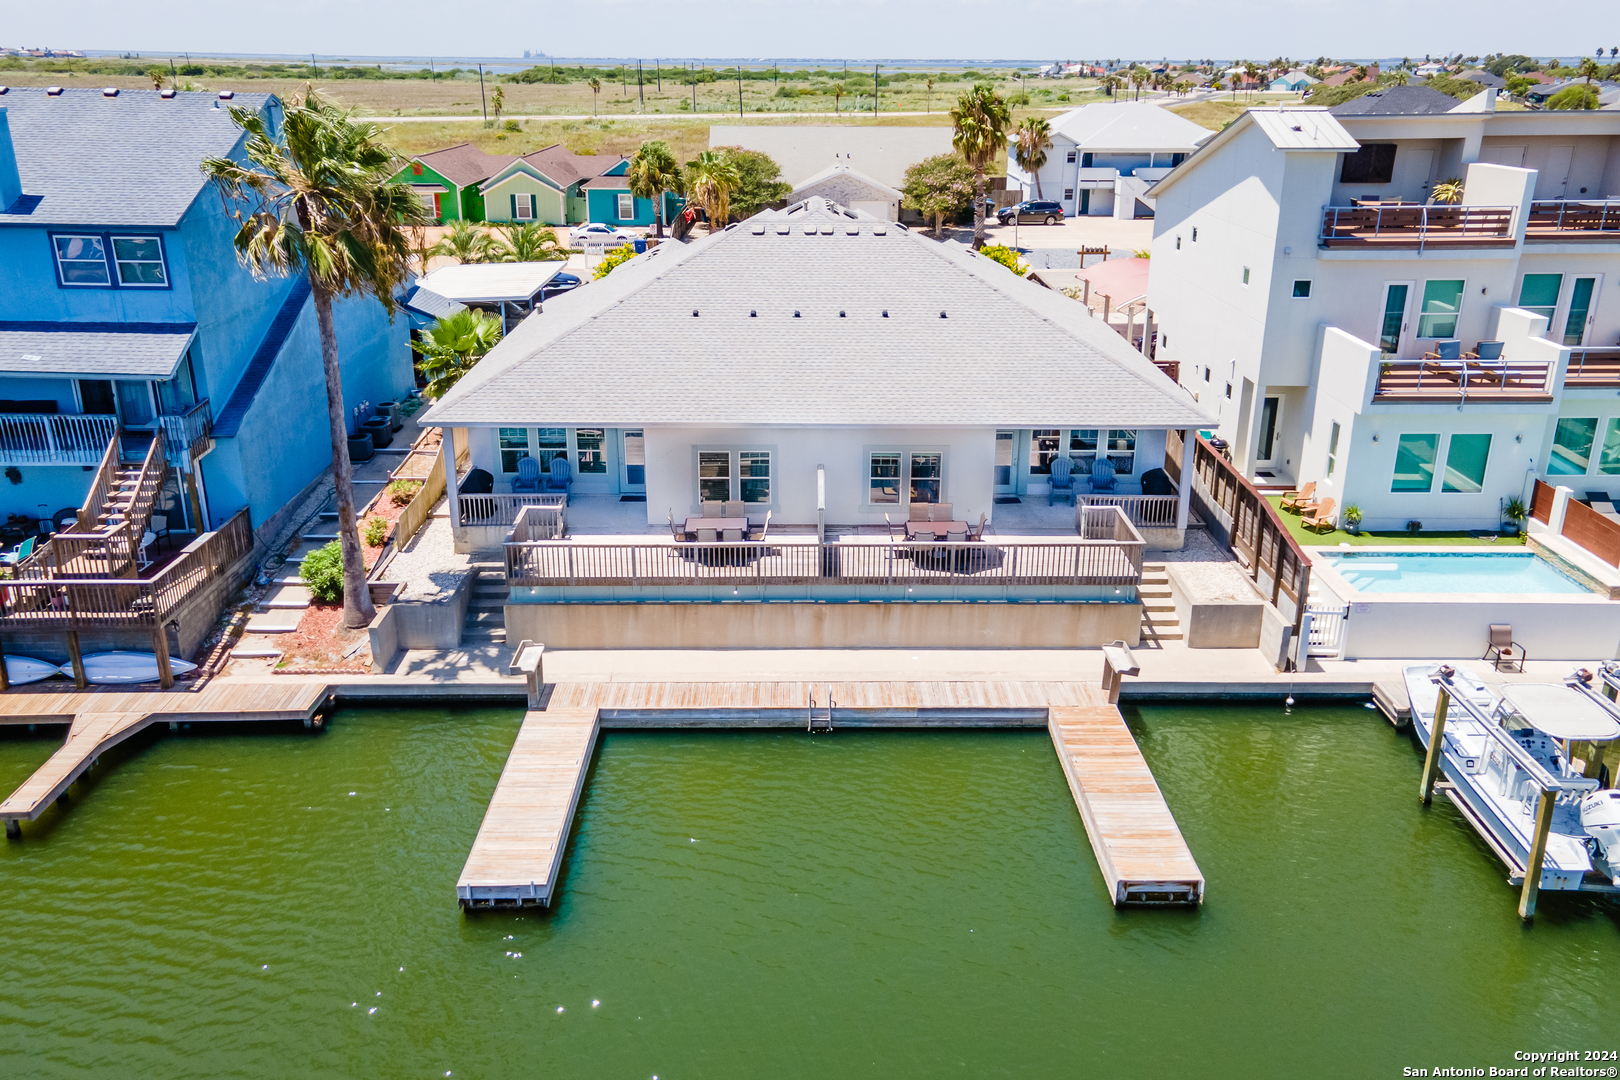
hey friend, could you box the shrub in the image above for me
[503,119,522,131]
[979,244,1029,275]
[1405,520,1423,535]
[300,541,344,604]
[388,478,424,507]
[593,243,640,279]
[363,516,389,547]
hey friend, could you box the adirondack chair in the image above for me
[545,456,573,499]
[1301,497,1337,532]
[0,535,34,566]
[1048,454,1077,506]
[1089,456,1117,493]
[1279,481,1317,513]
[511,457,543,493]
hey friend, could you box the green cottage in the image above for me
[479,145,628,226]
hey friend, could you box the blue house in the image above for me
[582,161,684,229]
[0,86,412,542]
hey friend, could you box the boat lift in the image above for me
[1426,667,1618,919]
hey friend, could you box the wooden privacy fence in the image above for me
[0,509,251,629]
[391,441,448,550]
[1535,479,1620,567]
[507,507,1144,590]
[1530,478,1555,524]
[1190,435,1311,647]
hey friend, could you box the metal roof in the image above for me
[0,87,274,228]
[0,320,196,378]
[415,262,566,304]
[1048,102,1211,153]
[420,198,1213,430]
[1248,109,1359,150]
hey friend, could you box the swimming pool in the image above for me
[1322,551,1593,595]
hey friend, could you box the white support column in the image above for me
[1547,485,1573,534]
[441,430,461,547]
[1176,428,1193,530]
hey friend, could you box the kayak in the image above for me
[5,655,63,685]
[67,651,199,685]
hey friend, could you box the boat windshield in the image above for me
[1498,684,1620,742]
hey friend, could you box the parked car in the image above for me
[540,271,582,300]
[568,223,635,248]
[996,201,1065,226]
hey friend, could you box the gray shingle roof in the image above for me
[1329,85,1462,116]
[0,320,196,377]
[420,198,1214,430]
[414,143,515,188]
[0,87,273,227]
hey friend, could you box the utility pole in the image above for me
[478,64,487,123]
[638,59,644,108]
[429,58,435,82]
[874,64,878,116]
[737,67,743,116]
[311,52,317,75]
[692,63,697,112]
[656,59,660,92]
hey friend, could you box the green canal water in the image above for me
[1,702,1615,1078]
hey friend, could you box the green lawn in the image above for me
[1264,496,1520,548]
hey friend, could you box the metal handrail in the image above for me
[1320,203,1516,249]
[1526,199,1620,236]
[1373,358,1553,399]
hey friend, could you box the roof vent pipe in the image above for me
[0,109,22,211]
[45,86,63,96]
[102,87,119,97]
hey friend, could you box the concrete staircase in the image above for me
[462,560,509,649]
[1139,562,1183,643]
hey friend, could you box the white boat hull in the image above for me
[4,655,62,685]
[67,651,198,686]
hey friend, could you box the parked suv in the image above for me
[996,201,1065,226]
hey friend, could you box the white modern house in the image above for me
[1145,99,1620,530]
[1004,102,1211,220]
[417,198,1214,647]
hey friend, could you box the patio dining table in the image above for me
[682,516,750,539]
[904,520,972,540]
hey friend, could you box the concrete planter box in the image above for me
[367,569,474,672]
[1165,564,1265,649]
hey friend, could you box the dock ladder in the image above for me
[807,688,834,734]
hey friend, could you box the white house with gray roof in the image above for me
[421,197,1211,545]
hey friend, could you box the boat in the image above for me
[4,655,63,685]
[66,651,198,686]
[1402,663,1620,896]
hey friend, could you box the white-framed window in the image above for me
[534,428,568,470]
[575,427,606,473]
[1102,429,1136,473]
[617,193,634,220]
[515,193,534,220]
[910,453,942,503]
[1326,421,1341,479]
[498,428,530,473]
[869,450,944,505]
[112,236,166,286]
[1070,429,1099,462]
[1065,150,1077,163]
[869,452,901,504]
[1416,279,1465,339]
[1029,429,1063,474]
[1292,280,1312,298]
[697,449,773,503]
[1191,227,1198,242]
[1175,235,1182,250]
[52,234,111,285]
[1063,188,1075,200]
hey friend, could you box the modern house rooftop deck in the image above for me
[1371,358,1556,403]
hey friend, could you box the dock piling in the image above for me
[1518,788,1558,921]
[151,631,174,689]
[5,819,18,839]
[1420,681,1452,805]
[65,631,87,690]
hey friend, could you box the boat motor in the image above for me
[1580,789,1620,863]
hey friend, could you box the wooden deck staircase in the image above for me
[1138,562,1183,643]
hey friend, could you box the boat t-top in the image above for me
[1402,663,1620,918]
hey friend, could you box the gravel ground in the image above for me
[1153,530,1264,603]
[379,502,475,602]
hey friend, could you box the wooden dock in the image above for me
[1049,705,1205,906]
[0,679,328,828]
[453,681,1203,911]
[456,707,600,908]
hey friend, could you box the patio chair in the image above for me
[1472,340,1504,360]
[884,513,905,541]
[512,457,543,493]
[148,513,170,552]
[668,510,687,541]
[1301,497,1337,532]
[1048,455,1077,506]
[970,512,987,540]
[0,535,35,566]
[545,456,573,500]
[748,510,772,542]
[137,530,158,570]
[701,500,724,518]
[1422,339,1463,361]
[945,527,968,544]
[931,502,955,522]
[1483,624,1525,672]
[722,528,744,542]
[696,528,717,543]
[909,502,932,521]
[1089,456,1117,494]
[723,500,746,519]
[1279,481,1317,513]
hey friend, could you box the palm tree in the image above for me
[496,222,567,262]
[1579,57,1601,84]
[683,150,740,232]
[1130,66,1148,100]
[626,140,682,238]
[1243,62,1262,98]
[925,75,936,112]
[202,89,425,630]
[950,84,1012,249]
[588,77,601,118]
[429,219,498,263]
[491,85,504,123]
[1012,117,1053,199]
[831,82,845,114]
[411,308,503,399]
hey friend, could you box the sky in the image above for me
[7,0,1604,62]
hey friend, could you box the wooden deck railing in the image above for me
[1372,359,1553,402]
[71,435,121,542]
[0,509,252,629]
[157,399,213,465]
[470,494,568,535]
[0,412,118,465]
[1190,434,1311,653]
[1564,348,1620,387]
[1319,204,1516,249]
[1525,199,1620,239]
[1078,493,1181,527]
[506,506,1144,590]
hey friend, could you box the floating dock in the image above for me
[1049,705,1205,905]
[455,681,1204,910]
[456,707,600,908]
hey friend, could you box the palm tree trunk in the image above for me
[311,282,376,630]
[655,189,665,238]
[972,166,987,249]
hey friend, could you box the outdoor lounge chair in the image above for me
[545,456,573,500]
[0,536,34,566]
[1483,624,1525,672]
[1301,497,1336,532]
[1472,340,1504,360]
[1089,456,1117,494]
[1048,455,1077,506]
[512,457,543,493]
[1279,482,1317,513]
[748,510,772,542]
[1422,339,1463,361]
[884,513,905,541]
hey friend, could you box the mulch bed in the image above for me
[275,601,371,670]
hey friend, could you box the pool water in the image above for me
[1,704,1615,1078]
[1324,551,1593,594]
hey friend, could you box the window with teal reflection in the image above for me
[1391,434,1439,492]
[1550,418,1598,476]
[1441,434,1491,493]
